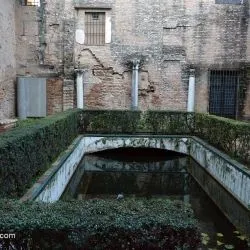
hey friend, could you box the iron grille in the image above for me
[209,70,239,119]
[85,12,105,45]
[22,0,40,6]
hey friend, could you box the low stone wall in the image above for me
[190,137,250,208]
[26,135,250,210]
[189,160,250,236]
[21,136,85,202]
[82,135,250,208]
[79,110,250,165]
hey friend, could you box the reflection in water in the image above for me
[61,148,249,249]
[75,172,189,200]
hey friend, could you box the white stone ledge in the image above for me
[23,135,250,210]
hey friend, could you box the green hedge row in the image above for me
[195,113,250,165]
[0,198,200,249]
[79,110,141,134]
[0,109,81,198]
[79,110,195,135]
[144,110,195,134]
[79,110,250,165]
[0,109,248,199]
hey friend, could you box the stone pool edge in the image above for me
[21,134,250,210]
[21,135,84,202]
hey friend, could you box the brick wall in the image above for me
[47,78,63,115]
[1,0,250,119]
[65,0,249,115]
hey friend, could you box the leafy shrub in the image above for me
[79,109,195,134]
[144,110,195,134]
[79,110,249,165]
[1,109,248,198]
[0,198,201,249]
[195,113,250,164]
[0,109,81,198]
[79,109,141,134]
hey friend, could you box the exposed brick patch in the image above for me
[1,0,250,119]
[63,80,75,111]
[47,78,63,115]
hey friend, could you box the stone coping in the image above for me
[20,135,83,202]
[83,134,249,174]
[21,134,249,209]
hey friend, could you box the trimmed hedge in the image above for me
[79,110,250,165]
[144,110,195,134]
[0,109,248,199]
[79,109,141,134]
[0,109,81,198]
[0,198,201,249]
[79,109,195,134]
[195,113,250,165]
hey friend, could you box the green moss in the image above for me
[195,113,250,165]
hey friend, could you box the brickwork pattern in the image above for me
[1,0,250,119]
[47,78,63,115]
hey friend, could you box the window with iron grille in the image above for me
[85,12,105,45]
[22,0,40,6]
[209,70,239,119]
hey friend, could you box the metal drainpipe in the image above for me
[132,60,140,110]
[76,70,84,109]
[187,69,196,112]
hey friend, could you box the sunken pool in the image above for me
[61,147,249,250]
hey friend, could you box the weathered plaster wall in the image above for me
[0,1,65,120]
[42,0,250,114]
[15,5,40,75]
[1,0,250,118]
[0,0,16,119]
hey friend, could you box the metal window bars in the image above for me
[85,12,105,45]
[209,70,240,119]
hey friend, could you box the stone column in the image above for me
[76,70,84,109]
[187,69,196,112]
[132,60,140,110]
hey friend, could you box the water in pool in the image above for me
[61,148,250,250]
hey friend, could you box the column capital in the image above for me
[189,69,195,76]
[132,59,140,70]
[75,69,87,74]
[132,59,140,65]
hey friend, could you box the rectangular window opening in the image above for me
[209,70,240,119]
[85,12,105,46]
